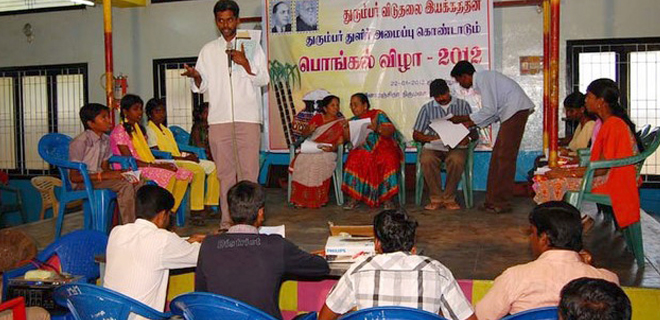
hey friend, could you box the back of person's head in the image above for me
[213,0,239,17]
[136,185,174,221]
[351,93,371,110]
[529,201,583,252]
[450,61,476,77]
[559,277,631,320]
[564,92,586,109]
[586,78,643,151]
[145,97,166,120]
[373,209,418,253]
[429,79,450,98]
[227,180,266,225]
[79,103,110,130]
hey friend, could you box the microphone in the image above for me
[226,41,233,76]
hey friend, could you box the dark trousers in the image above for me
[485,110,530,208]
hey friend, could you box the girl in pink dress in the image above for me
[109,94,192,211]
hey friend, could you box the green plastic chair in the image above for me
[564,126,660,267]
[287,137,345,206]
[414,140,476,208]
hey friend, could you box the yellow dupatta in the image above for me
[129,122,156,163]
[147,121,181,157]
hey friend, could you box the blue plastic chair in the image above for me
[499,306,559,320]
[54,283,171,320]
[2,230,108,304]
[170,292,277,320]
[338,306,448,320]
[169,125,208,160]
[38,133,137,238]
[148,149,189,227]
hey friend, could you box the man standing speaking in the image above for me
[182,0,269,229]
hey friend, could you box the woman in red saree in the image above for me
[533,78,643,228]
[342,93,403,209]
[290,95,345,208]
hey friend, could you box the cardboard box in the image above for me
[325,223,375,263]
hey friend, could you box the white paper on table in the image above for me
[349,118,373,147]
[300,140,332,154]
[259,225,285,238]
[428,118,469,149]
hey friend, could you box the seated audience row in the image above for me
[69,95,221,227]
[292,81,477,212]
[104,181,625,320]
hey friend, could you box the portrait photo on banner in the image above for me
[265,0,493,151]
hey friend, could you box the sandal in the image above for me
[424,202,444,210]
[442,201,461,211]
[343,198,360,210]
[383,200,397,210]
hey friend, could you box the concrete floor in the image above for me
[11,189,660,288]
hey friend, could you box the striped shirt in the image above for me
[324,252,474,320]
[413,97,473,151]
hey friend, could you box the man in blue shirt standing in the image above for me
[449,61,534,213]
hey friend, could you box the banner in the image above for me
[266,0,493,150]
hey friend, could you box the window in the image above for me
[152,58,202,131]
[567,37,660,184]
[0,64,88,176]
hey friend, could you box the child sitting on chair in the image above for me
[69,103,143,224]
[145,98,220,226]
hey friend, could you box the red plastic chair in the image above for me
[0,297,27,320]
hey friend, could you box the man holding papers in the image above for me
[449,61,534,214]
[413,79,475,210]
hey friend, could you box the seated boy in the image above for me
[69,103,142,224]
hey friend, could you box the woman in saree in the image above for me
[533,78,643,229]
[290,95,345,208]
[109,94,193,212]
[342,93,403,210]
[145,98,220,225]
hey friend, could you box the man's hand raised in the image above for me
[181,64,202,87]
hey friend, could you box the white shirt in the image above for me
[325,252,474,320]
[103,219,200,319]
[192,32,269,125]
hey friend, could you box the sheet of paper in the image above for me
[425,138,447,151]
[259,225,286,238]
[349,118,373,147]
[300,140,332,154]
[428,118,469,148]
[121,170,141,184]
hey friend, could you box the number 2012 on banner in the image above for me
[438,46,482,65]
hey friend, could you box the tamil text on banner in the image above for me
[266,0,493,150]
